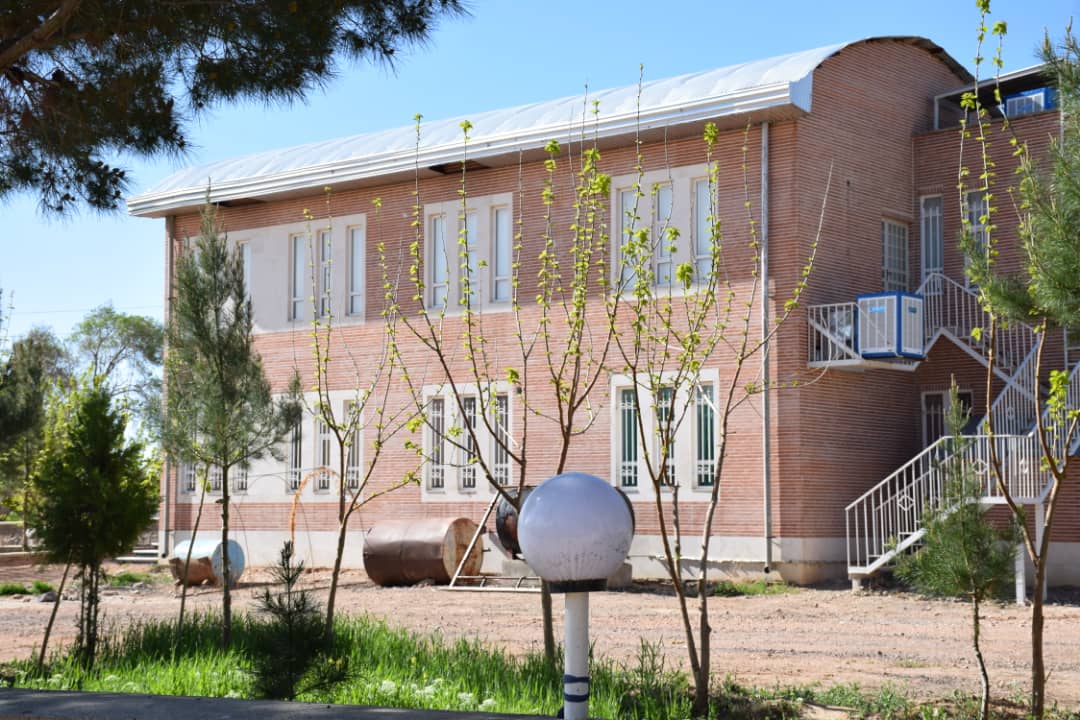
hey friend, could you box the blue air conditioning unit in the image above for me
[856,292,924,360]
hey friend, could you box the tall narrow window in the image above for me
[619,388,639,488]
[694,179,713,280]
[240,242,252,299]
[655,386,676,484]
[460,211,479,304]
[318,230,332,318]
[290,235,305,320]
[920,196,943,283]
[181,462,196,493]
[619,189,637,287]
[345,401,361,491]
[208,464,223,493]
[288,421,302,492]
[964,190,989,285]
[460,396,477,490]
[882,220,909,292]
[233,465,249,493]
[492,394,510,486]
[654,183,674,286]
[316,419,332,491]
[349,226,364,316]
[695,385,716,487]
[492,207,512,302]
[430,215,448,308]
[428,397,445,489]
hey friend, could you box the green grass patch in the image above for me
[107,571,154,587]
[0,582,29,596]
[32,581,54,594]
[713,578,794,597]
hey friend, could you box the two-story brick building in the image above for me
[130,36,1079,586]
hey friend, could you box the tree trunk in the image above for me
[972,595,989,720]
[37,561,71,673]
[221,468,232,648]
[692,586,712,716]
[541,581,556,664]
[324,513,350,642]
[175,485,207,659]
[1032,570,1046,719]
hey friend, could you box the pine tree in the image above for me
[163,201,300,648]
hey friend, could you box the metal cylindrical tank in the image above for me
[170,538,245,587]
[363,517,482,587]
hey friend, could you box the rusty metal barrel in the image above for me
[495,487,533,558]
[363,517,483,586]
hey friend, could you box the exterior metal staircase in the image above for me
[844,273,1080,580]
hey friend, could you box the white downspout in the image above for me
[160,216,174,559]
[760,122,772,572]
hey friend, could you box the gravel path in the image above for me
[1,562,1078,707]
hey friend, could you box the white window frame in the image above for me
[612,164,713,290]
[919,195,943,285]
[289,234,306,321]
[964,190,989,287]
[233,465,249,494]
[424,193,514,312]
[348,224,365,317]
[611,370,719,497]
[317,228,332,318]
[180,462,197,494]
[882,219,909,293]
[422,383,514,500]
[287,420,303,492]
[344,400,362,492]
[315,417,332,493]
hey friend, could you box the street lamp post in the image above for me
[518,472,634,720]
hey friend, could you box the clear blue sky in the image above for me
[1,0,1074,343]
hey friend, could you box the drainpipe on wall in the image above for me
[760,122,772,573]
[160,216,174,559]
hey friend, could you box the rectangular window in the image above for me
[882,220,909,292]
[655,386,676,485]
[233,466,248,493]
[349,226,364,316]
[316,419,332,492]
[619,189,637,287]
[619,388,639,488]
[492,207,512,302]
[318,230,332,318]
[345,402,361,491]
[654,183,674,286]
[460,396,478,490]
[493,394,510,486]
[288,421,302,492]
[695,385,716,487]
[460,211,479,304]
[694,179,713,280]
[430,215,448,309]
[428,397,446,490]
[208,465,223,494]
[181,463,196,493]
[290,235,305,320]
[920,196,943,282]
[965,190,989,285]
[240,242,252,299]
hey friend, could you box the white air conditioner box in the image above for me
[856,292,924,359]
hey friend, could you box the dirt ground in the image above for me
[1,561,1079,708]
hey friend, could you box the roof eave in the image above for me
[127,80,806,219]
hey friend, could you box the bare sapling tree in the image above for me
[163,201,302,647]
[610,120,827,716]
[958,9,1080,718]
[297,192,421,640]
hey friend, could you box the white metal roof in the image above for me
[128,37,964,218]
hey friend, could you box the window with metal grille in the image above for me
[920,196,943,283]
[208,465,222,493]
[348,226,364,316]
[181,463,196,493]
[619,388,639,488]
[316,419,332,492]
[428,397,445,490]
[345,402,361,491]
[290,235,305,320]
[288,421,302,492]
[233,466,249,493]
[695,385,716,487]
[460,397,478,490]
[882,219,909,292]
[493,394,510,485]
[655,386,677,485]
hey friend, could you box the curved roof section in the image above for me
[129,36,968,218]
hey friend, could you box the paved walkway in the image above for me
[0,689,551,719]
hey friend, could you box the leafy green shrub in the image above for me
[0,583,28,596]
[31,581,53,594]
[713,578,793,597]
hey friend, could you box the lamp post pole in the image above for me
[563,592,590,720]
